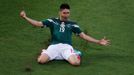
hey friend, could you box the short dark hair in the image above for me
[60,3,70,10]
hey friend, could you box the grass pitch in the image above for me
[0,0,134,75]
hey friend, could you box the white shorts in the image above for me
[41,43,76,60]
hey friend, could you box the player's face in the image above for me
[59,9,70,20]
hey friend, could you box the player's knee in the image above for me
[37,58,47,64]
[37,55,49,64]
[68,55,81,66]
[70,60,80,66]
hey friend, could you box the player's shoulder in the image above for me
[49,17,58,20]
[45,17,57,22]
[67,19,77,24]
[67,20,80,28]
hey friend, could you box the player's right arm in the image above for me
[20,10,43,27]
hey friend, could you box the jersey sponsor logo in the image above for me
[59,22,65,32]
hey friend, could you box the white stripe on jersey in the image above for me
[73,24,80,28]
[47,19,53,22]
[47,19,59,25]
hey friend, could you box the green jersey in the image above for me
[42,18,82,45]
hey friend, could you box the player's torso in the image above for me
[49,18,75,44]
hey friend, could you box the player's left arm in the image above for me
[79,32,110,46]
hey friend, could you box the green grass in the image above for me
[0,0,134,75]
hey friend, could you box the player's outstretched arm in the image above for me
[20,10,43,27]
[79,32,110,46]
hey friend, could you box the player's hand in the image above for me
[98,37,110,46]
[20,10,26,19]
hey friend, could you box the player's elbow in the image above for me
[33,21,43,27]
[79,32,86,39]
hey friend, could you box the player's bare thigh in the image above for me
[37,53,50,64]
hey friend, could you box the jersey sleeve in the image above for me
[42,18,53,27]
[72,23,82,35]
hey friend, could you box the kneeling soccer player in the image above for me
[20,3,110,66]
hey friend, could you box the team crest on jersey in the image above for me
[59,22,65,32]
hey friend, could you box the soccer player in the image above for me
[20,3,110,66]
